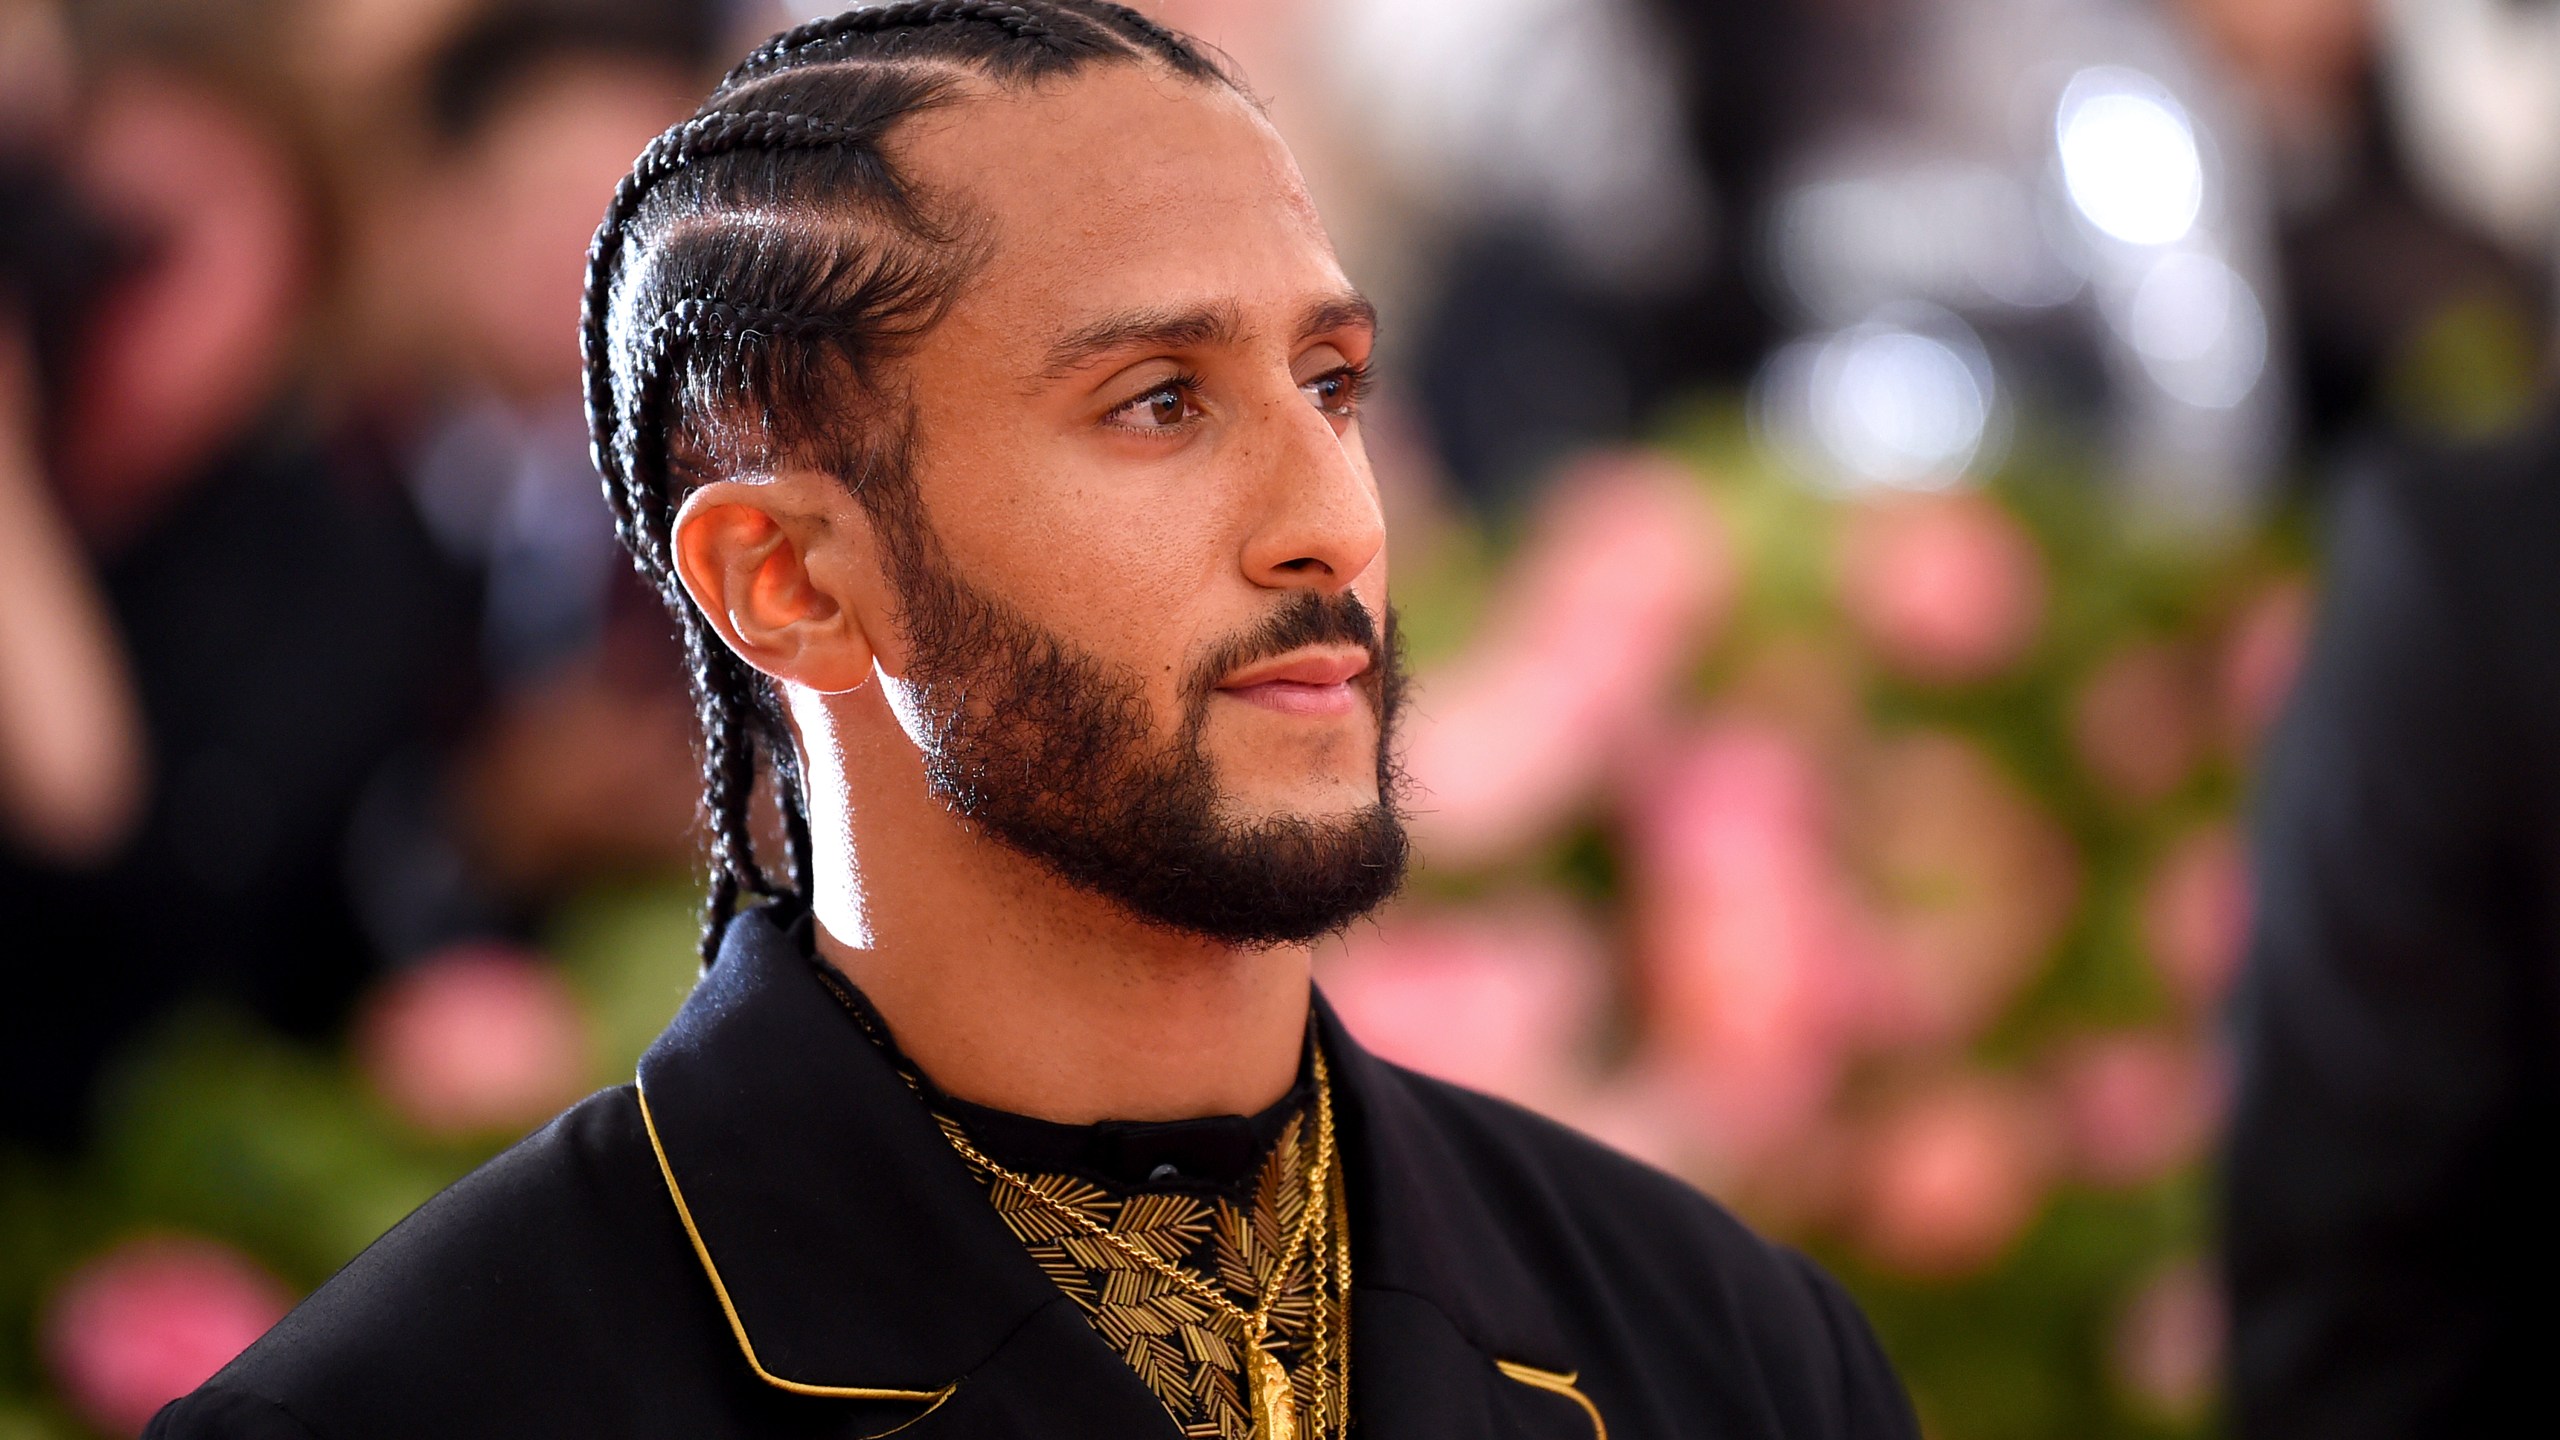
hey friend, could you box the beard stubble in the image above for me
[875,498,1410,947]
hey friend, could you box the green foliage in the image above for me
[1818,1180,2215,1440]
[94,1018,473,1286]
[547,880,711,1086]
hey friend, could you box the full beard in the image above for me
[879,517,1410,947]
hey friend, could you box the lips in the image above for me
[1219,649,1372,690]
[1216,647,1372,716]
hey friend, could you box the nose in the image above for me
[1237,382,1385,596]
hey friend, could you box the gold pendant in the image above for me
[1247,1344,1297,1440]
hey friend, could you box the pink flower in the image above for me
[2142,825,2252,1013]
[2070,642,2205,808]
[44,1236,293,1436]
[2217,577,2312,755]
[1319,898,1605,1114]
[1855,731,2080,1049]
[1403,451,1733,869]
[2112,1257,2225,1419]
[2052,1031,2221,1189]
[357,941,590,1137]
[1630,720,1869,1166]
[1851,1075,2054,1278]
[1553,1066,1701,1178]
[1837,491,2048,684]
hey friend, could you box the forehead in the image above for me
[894,65,1345,348]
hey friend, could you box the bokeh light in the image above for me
[1757,311,2002,493]
[2058,69,2206,248]
[2122,251,2268,410]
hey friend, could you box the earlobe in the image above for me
[671,480,877,694]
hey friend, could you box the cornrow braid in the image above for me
[1073,2,1225,79]
[608,294,848,582]
[582,112,886,554]
[581,1,1241,965]
[723,0,1063,87]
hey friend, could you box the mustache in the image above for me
[1183,592,1389,704]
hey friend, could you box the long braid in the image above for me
[696,643,774,907]
[630,295,883,959]
[625,303,763,956]
[584,1,1238,966]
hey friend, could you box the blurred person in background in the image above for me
[0,0,476,1151]
[2217,4,2560,1434]
[330,0,716,942]
[2173,0,2550,458]
[0,1,145,875]
[152,6,1916,1437]
[2225,404,2560,1437]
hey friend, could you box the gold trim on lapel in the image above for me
[1495,1360,1607,1440]
[636,1082,957,1415]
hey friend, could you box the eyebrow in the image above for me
[1040,303,1242,378]
[1299,291,1379,343]
[1036,289,1380,380]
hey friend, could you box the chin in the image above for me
[1205,730,1380,805]
[1219,778,1380,828]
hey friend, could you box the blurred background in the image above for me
[2,0,2552,1435]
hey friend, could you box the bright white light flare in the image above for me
[2058,71,2204,247]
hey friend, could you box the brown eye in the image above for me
[1300,363,1372,420]
[1107,377,1202,431]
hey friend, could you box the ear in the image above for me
[671,473,878,694]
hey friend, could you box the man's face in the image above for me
[865,65,1404,942]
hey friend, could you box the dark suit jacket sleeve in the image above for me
[2223,441,2560,1437]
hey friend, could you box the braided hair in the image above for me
[581,2,1238,965]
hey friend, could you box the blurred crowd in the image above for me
[0,0,724,1151]
[2,0,2556,1436]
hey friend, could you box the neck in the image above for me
[796,689,1311,1126]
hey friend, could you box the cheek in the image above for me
[923,427,1245,692]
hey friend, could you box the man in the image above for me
[2225,413,2560,1436]
[152,5,1916,1436]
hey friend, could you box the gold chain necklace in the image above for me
[936,1046,1342,1440]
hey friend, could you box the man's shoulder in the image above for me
[276,1083,676,1327]
[1385,1065,1916,1437]
[150,1086,718,1440]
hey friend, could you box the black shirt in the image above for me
[810,951,1312,1198]
[149,903,1917,1439]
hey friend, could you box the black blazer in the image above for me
[2225,418,2560,1436]
[150,905,1916,1439]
